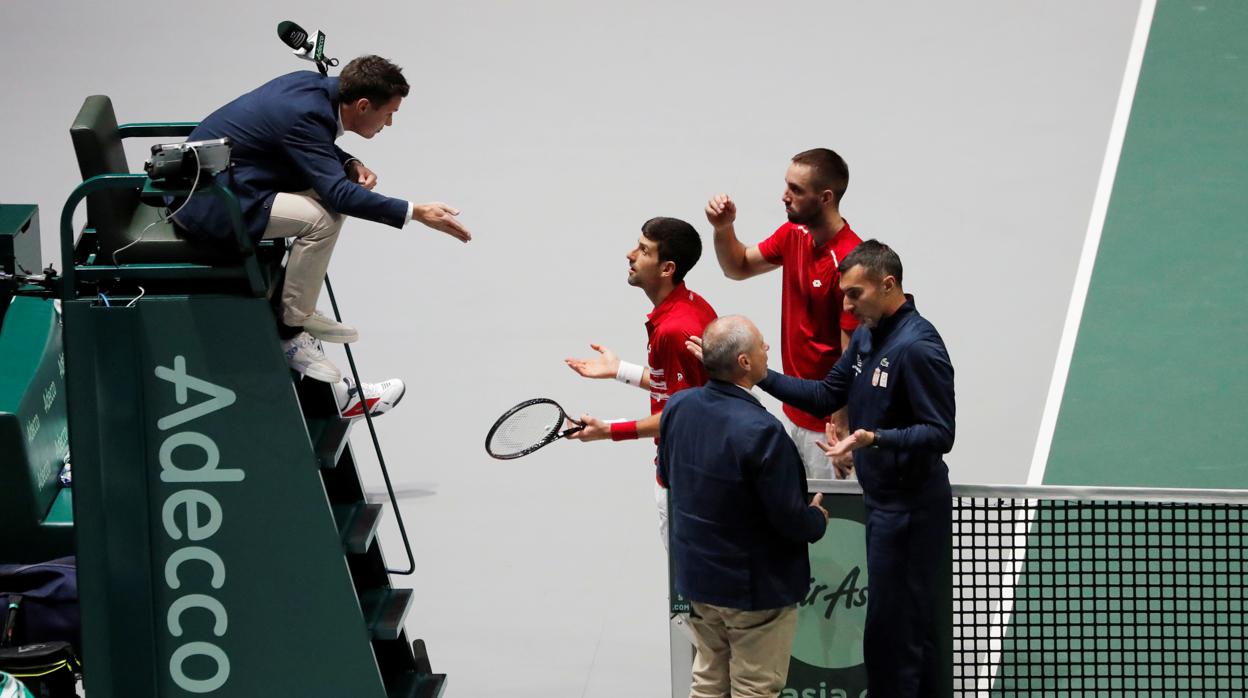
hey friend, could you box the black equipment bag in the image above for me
[0,642,79,698]
[0,559,78,651]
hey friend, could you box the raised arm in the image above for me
[705,194,779,280]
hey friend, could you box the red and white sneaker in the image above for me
[333,376,406,420]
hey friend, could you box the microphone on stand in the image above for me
[277,20,339,75]
[277,21,311,52]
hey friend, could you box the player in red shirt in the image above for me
[564,217,717,542]
[704,148,862,480]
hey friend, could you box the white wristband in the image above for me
[615,361,645,387]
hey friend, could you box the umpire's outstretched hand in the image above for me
[413,202,471,242]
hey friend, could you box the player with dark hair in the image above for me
[564,216,718,542]
[757,239,955,698]
[174,55,471,404]
[704,148,862,480]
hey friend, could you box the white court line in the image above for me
[1026,0,1159,488]
[984,2,1161,695]
[978,499,1042,695]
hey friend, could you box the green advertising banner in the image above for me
[0,295,73,562]
[63,297,388,697]
[786,493,868,698]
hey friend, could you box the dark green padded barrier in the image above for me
[63,295,441,697]
[0,294,72,563]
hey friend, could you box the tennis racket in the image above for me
[485,398,584,459]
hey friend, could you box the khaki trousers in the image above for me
[688,602,798,698]
[263,190,345,326]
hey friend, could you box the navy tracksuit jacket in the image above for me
[176,72,410,243]
[760,296,954,698]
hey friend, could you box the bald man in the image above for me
[659,315,828,698]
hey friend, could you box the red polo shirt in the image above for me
[646,282,718,425]
[757,221,862,431]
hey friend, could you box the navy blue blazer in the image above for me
[759,297,955,511]
[175,71,410,242]
[658,380,827,611]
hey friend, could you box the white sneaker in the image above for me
[282,332,342,383]
[333,376,406,419]
[299,310,359,344]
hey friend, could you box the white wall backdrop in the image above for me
[0,2,1140,695]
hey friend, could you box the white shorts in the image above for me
[655,481,670,550]
[783,417,857,482]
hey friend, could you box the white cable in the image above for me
[125,286,145,308]
[113,147,202,266]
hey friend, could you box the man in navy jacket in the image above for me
[757,240,954,698]
[659,315,828,698]
[176,55,471,382]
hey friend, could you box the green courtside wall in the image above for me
[0,296,73,561]
[63,296,389,697]
[1045,0,1248,488]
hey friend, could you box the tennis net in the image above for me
[950,483,1247,697]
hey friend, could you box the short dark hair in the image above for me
[641,217,702,284]
[791,148,849,206]
[838,239,903,286]
[339,55,410,106]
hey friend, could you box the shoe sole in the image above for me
[304,326,360,344]
[300,364,343,383]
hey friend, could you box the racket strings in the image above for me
[488,402,564,457]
